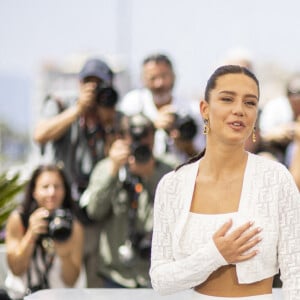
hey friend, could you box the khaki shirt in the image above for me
[82,157,173,287]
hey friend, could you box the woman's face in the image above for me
[33,170,65,212]
[201,73,259,146]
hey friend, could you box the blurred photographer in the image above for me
[80,114,173,288]
[119,53,205,165]
[4,164,84,300]
[165,112,199,165]
[34,58,120,202]
[33,58,122,287]
[259,73,300,163]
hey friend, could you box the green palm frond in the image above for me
[0,171,27,228]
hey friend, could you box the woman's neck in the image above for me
[200,144,248,181]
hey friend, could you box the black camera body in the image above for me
[173,113,198,141]
[46,209,73,242]
[133,232,152,259]
[118,232,152,266]
[95,82,118,107]
[129,115,153,164]
[131,143,152,164]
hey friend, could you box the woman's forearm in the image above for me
[7,230,36,275]
[59,254,81,286]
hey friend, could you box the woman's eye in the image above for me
[245,100,257,106]
[221,97,232,102]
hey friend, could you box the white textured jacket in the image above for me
[150,153,300,299]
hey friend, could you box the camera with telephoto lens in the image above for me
[128,115,153,164]
[95,82,118,107]
[173,113,198,141]
[45,208,73,242]
[119,115,153,203]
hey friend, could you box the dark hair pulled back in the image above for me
[176,65,260,171]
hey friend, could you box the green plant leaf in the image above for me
[0,170,27,228]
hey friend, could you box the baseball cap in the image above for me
[79,58,113,84]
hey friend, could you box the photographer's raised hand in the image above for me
[76,81,98,114]
[34,81,99,144]
[154,104,176,130]
[108,139,131,176]
[213,219,262,264]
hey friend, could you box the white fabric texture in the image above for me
[150,153,300,299]
[180,212,249,258]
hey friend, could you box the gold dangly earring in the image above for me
[203,119,209,135]
[252,127,256,143]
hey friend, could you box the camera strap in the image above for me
[70,116,106,190]
[26,243,54,293]
[71,110,123,192]
[18,211,54,294]
[124,174,144,245]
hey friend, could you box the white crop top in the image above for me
[179,212,255,256]
[150,153,300,299]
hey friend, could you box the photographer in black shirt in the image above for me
[33,58,122,287]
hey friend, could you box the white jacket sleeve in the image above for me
[277,166,300,300]
[149,176,227,295]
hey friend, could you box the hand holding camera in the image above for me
[154,105,198,142]
[28,207,72,244]
[28,208,73,246]
[77,79,118,112]
[45,208,73,242]
[27,208,50,242]
[108,139,131,176]
[154,104,176,130]
[77,81,98,114]
[93,82,118,108]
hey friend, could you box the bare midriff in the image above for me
[194,265,273,297]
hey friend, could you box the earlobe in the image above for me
[199,99,209,119]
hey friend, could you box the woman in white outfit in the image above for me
[150,65,300,299]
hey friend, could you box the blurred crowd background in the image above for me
[1,1,300,294]
[1,0,300,175]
